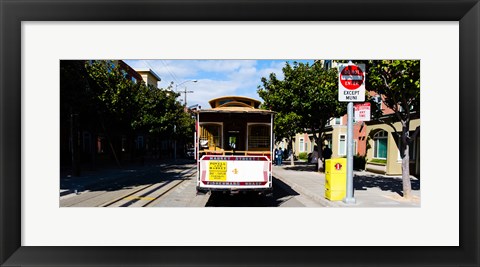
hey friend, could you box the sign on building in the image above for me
[354,102,371,121]
[338,63,366,102]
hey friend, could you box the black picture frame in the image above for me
[1,0,479,266]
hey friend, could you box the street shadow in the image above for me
[204,177,300,207]
[60,161,195,193]
[354,174,420,197]
[283,161,317,172]
[272,176,300,198]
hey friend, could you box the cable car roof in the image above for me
[197,96,274,114]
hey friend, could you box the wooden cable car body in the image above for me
[195,96,274,194]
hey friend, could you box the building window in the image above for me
[409,138,416,160]
[248,124,270,150]
[326,137,332,150]
[200,123,222,150]
[299,138,305,152]
[338,134,346,156]
[137,136,144,150]
[121,69,128,78]
[330,117,342,126]
[373,131,388,159]
[97,135,106,154]
[397,135,417,161]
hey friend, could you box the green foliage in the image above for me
[366,60,420,198]
[258,68,301,143]
[84,60,193,137]
[258,61,347,160]
[60,60,95,117]
[298,152,308,160]
[369,158,387,165]
[85,61,141,128]
[366,60,420,122]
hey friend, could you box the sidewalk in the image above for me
[272,161,420,207]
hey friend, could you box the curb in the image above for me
[273,171,345,207]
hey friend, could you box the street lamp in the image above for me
[175,80,198,107]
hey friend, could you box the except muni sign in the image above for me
[338,63,365,102]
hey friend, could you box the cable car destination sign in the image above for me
[338,63,365,102]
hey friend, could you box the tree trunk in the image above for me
[100,119,121,168]
[91,131,97,171]
[70,113,81,176]
[314,131,324,172]
[289,138,295,166]
[317,147,323,172]
[401,123,413,199]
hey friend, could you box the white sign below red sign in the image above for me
[338,63,366,102]
[354,102,371,121]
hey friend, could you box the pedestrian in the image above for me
[323,145,332,160]
[322,145,332,168]
[283,148,288,160]
[276,148,282,165]
[310,146,319,164]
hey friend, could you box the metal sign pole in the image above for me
[344,101,356,204]
[338,61,364,204]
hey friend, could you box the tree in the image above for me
[258,71,302,165]
[85,61,143,166]
[274,112,303,165]
[258,61,346,170]
[366,60,420,200]
[132,82,195,156]
[60,60,95,175]
[84,61,193,164]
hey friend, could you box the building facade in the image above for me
[60,60,169,175]
[285,60,420,177]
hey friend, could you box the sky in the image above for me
[124,60,313,109]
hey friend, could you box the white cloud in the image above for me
[195,60,257,73]
[123,59,289,109]
[258,61,287,80]
[185,79,239,109]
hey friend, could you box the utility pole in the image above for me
[176,80,197,108]
[181,87,194,108]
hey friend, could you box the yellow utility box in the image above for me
[325,158,347,201]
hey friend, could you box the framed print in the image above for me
[1,0,479,266]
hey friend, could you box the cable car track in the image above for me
[102,167,196,207]
[61,165,196,207]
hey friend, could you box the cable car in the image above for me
[195,96,274,195]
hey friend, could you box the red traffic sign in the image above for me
[340,65,364,90]
[338,63,366,102]
[354,102,371,121]
[335,163,342,170]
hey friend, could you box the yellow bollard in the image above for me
[325,158,347,201]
